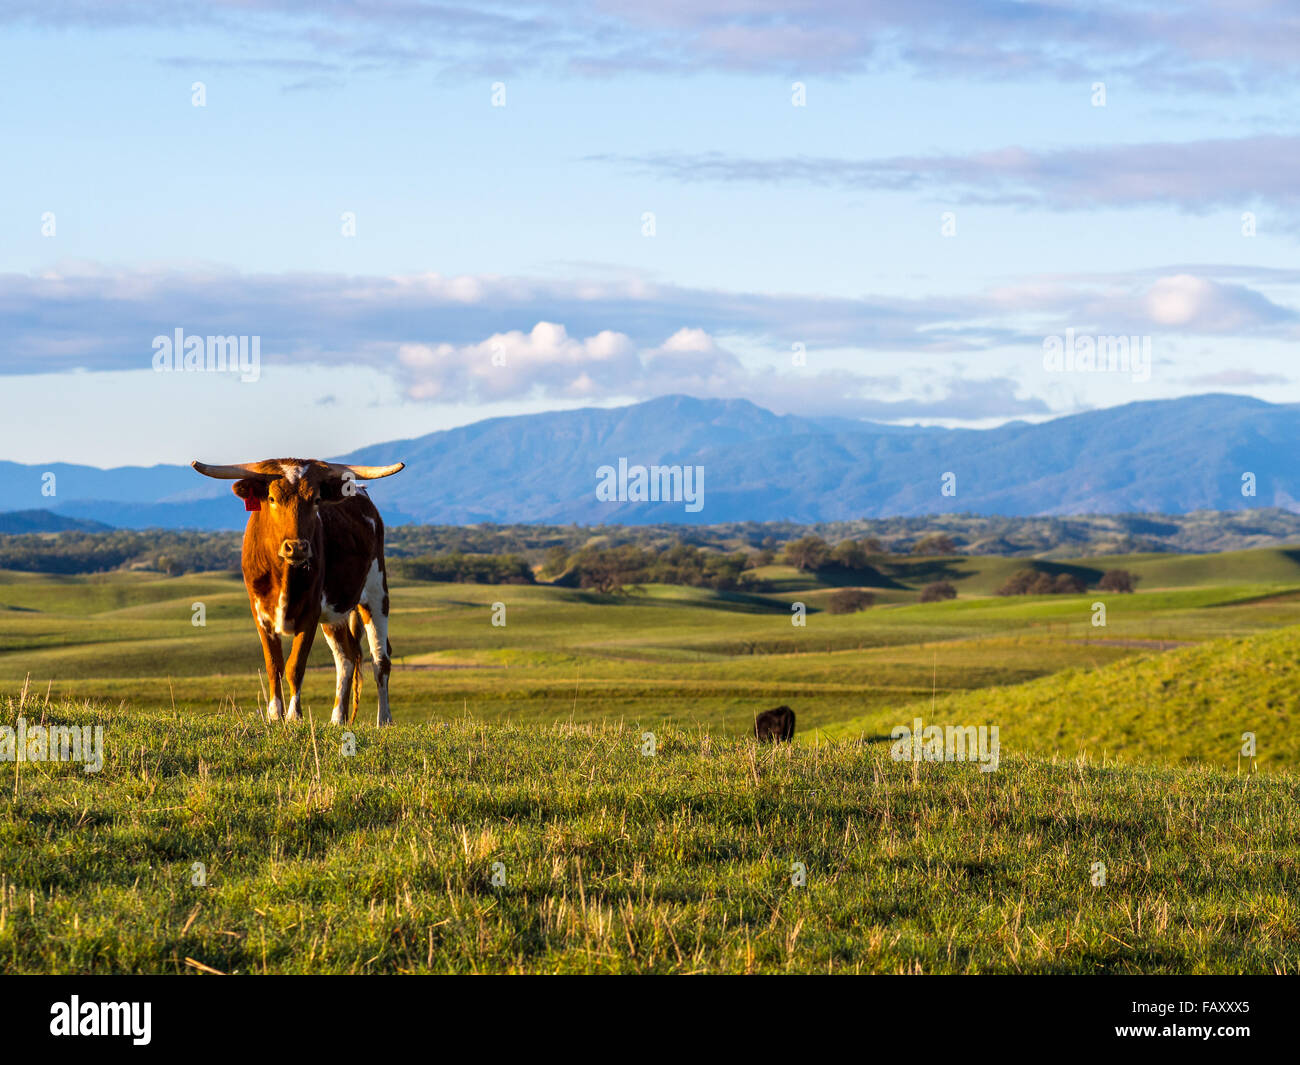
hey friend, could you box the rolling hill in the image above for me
[819,621,1300,772]
[0,510,111,534]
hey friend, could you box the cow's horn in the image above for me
[191,460,273,480]
[327,462,405,480]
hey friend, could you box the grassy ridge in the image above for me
[820,625,1300,770]
[2,700,1297,974]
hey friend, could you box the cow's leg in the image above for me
[283,623,318,723]
[321,621,361,726]
[356,563,392,725]
[356,603,391,726]
[257,625,286,722]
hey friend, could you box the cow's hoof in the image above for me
[329,707,346,726]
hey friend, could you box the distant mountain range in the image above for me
[0,393,1294,530]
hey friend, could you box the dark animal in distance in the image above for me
[191,457,404,726]
[754,705,796,742]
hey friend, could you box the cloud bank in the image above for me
[6,1,1298,89]
[597,136,1300,224]
[3,262,1297,420]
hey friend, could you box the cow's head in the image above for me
[191,458,405,567]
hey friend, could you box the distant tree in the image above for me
[911,533,957,555]
[575,548,643,595]
[920,580,957,603]
[784,535,831,572]
[391,553,535,585]
[1029,572,1057,595]
[1099,569,1138,593]
[552,543,750,594]
[1052,572,1087,594]
[998,568,1086,596]
[828,588,875,614]
[996,569,1039,596]
[829,539,874,571]
[152,553,186,577]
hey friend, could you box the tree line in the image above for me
[0,526,1135,599]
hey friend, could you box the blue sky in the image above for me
[3,0,1300,465]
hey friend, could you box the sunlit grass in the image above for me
[2,699,1296,974]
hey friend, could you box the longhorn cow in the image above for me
[192,458,405,726]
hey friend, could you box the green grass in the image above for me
[1,556,1298,746]
[820,625,1300,769]
[3,699,1297,974]
[4,546,1300,972]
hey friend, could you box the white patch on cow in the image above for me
[267,694,284,722]
[285,693,302,721]
[358,559,392,726]
[320,595,349,625]
[281,463,309,484]
[273,580,292,635]
[359,558,384,610]
[365,516,376,532]
[322,625,356,725]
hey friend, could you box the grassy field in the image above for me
[2,546,1299,972]
[3,701,1298,974]
[2,547,1299,754]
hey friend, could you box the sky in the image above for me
[2,0,1299,466]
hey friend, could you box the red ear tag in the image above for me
[245,497,261,511]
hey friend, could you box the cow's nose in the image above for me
[279,539,312,564]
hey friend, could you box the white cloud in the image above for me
[1142,274,1293,331]
[1146,275,1215,326]
[398,322,639,400]
[388,320,1047,420]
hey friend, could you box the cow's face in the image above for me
[232,466,350,567]
[191,458,404,568]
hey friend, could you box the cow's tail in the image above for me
[348,610,364,725]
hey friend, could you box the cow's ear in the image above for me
[232,478,269,501]
[318,477,349,503]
